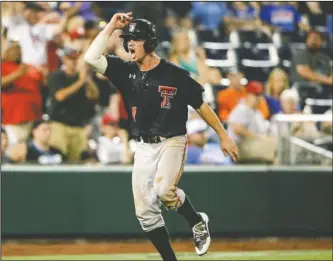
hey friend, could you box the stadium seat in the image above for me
[231,30,272,49]
[197,28,227,43]
[277,46,293,73]
[305,98,333,115]
[203,44,237,69]
[292,82,324,110]
[235,45,279,82]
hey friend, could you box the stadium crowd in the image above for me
[1,2,332,165]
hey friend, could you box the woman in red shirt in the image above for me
[1,41,42,143]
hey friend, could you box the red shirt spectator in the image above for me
[1,42,42,126]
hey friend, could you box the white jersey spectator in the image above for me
[228,102,268,143]
[97,114,133,165]
[5,3,58,67]
[227,81,275,163]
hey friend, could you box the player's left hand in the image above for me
[220,136,239,162]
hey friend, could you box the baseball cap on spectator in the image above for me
[25,2,46,12]
[246,81,264,96]
[57,46,82,59]
[101,114,119,127]
[186,119,208,135]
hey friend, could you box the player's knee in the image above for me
[153,181,168,201]
[153,182,180,210]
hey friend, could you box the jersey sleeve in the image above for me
[103,55,130,91]
[185,74,205,109]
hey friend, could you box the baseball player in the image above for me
[85,12,239,260]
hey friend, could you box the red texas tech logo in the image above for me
[158,86,177,109]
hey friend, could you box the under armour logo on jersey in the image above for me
[158,86,177,109]
[129,74,136,79]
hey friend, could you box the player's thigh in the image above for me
[155,135,188,189]
[49,122,68,155]
[67,126,88,162]
[132,143,160,207]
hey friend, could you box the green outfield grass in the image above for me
[3,250,332,260]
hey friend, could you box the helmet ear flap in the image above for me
[143,23,158,53]
[144,38,157,53]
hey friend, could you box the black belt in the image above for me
[135,135,168,144]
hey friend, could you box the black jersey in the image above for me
[26,142,65,165]
[103,56,204,137]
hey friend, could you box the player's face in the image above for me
[33,123,51,144]
[1,132,8,153]
[128,39,146,62]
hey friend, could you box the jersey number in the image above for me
[132,107,137,122]
[158,86,177,109]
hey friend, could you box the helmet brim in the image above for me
[119,32,147,40]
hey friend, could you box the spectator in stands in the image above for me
[97,114,133,165]
[225,2,261,32]
[216,70,270,122]
[1,127,12,164]
[202,68,224,110]
[270,89,321,139]
[260,2,309,33]
[186,118,231,165]
[5,3,62,68]
[227,81,275,163]
[169,30,209,85]
[1,2,25,29]
[189,2,230,31]
[179,16,198,49]
[9,119,66,164]
[264,68,289,116]
[290,30,332,90]
[47,46,99,162]
[59,2,98,21]
[1,41,43,144]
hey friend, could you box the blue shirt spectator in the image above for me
[229,3,256,20]
[260,3,301,32]
[264,95,282,116]
[190,2,229,30]
[186,118,232,165]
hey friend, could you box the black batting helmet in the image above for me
[120,19,158,53]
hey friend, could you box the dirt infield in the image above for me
[2,238,332,257]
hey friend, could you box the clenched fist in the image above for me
[109,12,133,30]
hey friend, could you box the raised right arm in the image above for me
[84,12,133,74]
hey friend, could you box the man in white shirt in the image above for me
[227,81,275,162]
[97,113,133,165]
[5,3,60,67]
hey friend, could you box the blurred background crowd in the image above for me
[1,1,332,166]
